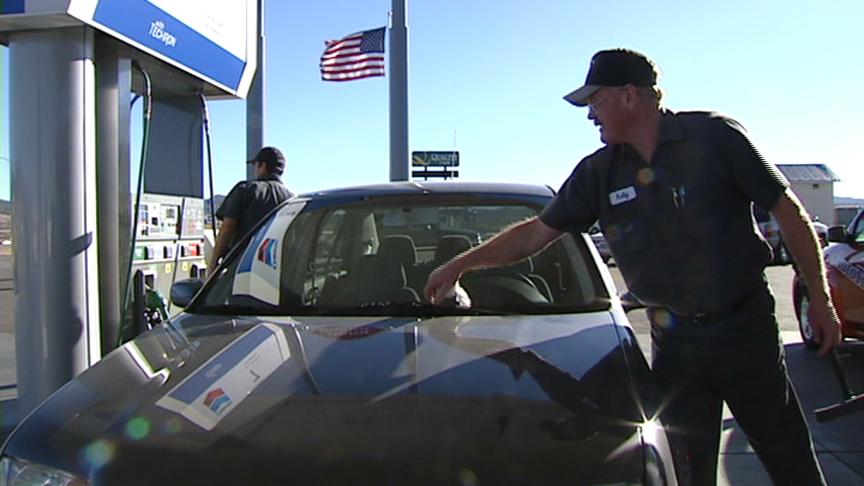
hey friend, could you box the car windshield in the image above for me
[193,194,609,316]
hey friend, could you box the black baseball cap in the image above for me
[563,49,659,106]
[247,146,285,175]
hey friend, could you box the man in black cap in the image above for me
[425,48,838,485]
[209,146,294,270]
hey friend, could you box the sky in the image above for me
[1,0,863,201]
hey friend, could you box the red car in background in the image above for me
[794,208,864,348]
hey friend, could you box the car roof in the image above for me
[298,181,556,200]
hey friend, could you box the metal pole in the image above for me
[389,0,409,181]
[246,0,265,181]
[10,27,101,414]
[95,39,131,355]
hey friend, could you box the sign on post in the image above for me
[412,151,459,167]
[411,151,460,180]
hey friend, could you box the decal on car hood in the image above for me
[156,323,290,430]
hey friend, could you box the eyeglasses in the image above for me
[587,96,609,113]
[587,87,626,113]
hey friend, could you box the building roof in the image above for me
[776,164,840,183]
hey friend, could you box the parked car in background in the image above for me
[812,219,828,247]
[753,205,789,264]
[588,223,612,264]
[0,182,677,485]
[835,204,862,229]
[794,208,864,348]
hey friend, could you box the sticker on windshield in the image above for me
[156,323,291,431]
[232,201,306,305]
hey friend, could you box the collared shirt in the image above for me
[216,173,294,250]
[540,110,788,316]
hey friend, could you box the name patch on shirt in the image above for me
[609,186,637,206]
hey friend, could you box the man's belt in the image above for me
[653,290,759,326]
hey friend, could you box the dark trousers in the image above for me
[649,287,825,486]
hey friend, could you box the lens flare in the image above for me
[82,439,116,470]
[652,308,673,329]
[459,468,478,486]
[126,417,151,441]
[164,416,184,435]
[637,168,655,185]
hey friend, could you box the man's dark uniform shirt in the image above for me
[216,174,293,250]
[540,110,789,316]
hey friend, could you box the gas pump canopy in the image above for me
[0,0,258,98]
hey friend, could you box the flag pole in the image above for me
[389,0,409,181]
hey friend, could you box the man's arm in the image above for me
[771,189,841,356]
[209,217,239,273]
[424,217,564,303]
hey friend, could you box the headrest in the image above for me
[355,255,407,291]
[434,235,472,262]
[379,235,417,266]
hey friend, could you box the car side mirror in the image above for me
[620,291,646,313]
[170,278,204,308]
[827,226,848,244]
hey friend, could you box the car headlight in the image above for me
[0,456,87,486]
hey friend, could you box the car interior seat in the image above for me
[330,254,420,306]
[512,256,554,303]
[379,234,417,267]
[379,234,424,292]
[434,235,473,264]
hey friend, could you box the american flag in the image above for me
[320,27,386,82]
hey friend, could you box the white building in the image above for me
[776,164,840,225]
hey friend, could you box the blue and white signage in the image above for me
[0,0,257,97]
[83,0,256,96]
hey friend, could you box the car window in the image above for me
[200,201,313,310]
[852,211,864,245]
[194,197,609,316]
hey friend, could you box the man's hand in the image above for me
[770,190,841,357]
[424,218,563,304]
[808,297,842,356]
[424,261,464,304]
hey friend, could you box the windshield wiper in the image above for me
[192,304,287,316]
[301,301,511,317]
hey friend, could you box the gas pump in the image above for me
[130,194,208,302]
[122,91,212,337]
[1,0,260,417]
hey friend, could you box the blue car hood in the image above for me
[3,312,658,485]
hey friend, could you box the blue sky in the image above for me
[2,0,863,200]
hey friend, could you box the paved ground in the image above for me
[2,258,863,484]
